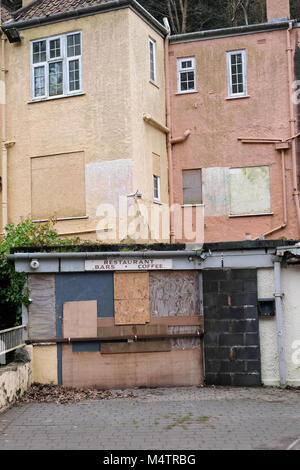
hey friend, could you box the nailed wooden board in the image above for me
[97,318,115,328]
[97,316,203,328]
[150,271,200,317]
[150,315,203,327]
[101,340,171,354]
[63,300,97,338]
[97,324,168,338]
[114,272,150,325]
[62,346,203,388]
[28,274,56,340]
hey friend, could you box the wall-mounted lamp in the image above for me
[4,28,21,44]
[127,190,142,199]
[30,259,40,270]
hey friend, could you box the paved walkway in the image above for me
[0,387,299,450]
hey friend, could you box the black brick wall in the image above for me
[203,269,261,387]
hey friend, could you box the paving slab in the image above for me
[0,387,299,450]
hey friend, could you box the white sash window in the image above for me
[31,32,82,101]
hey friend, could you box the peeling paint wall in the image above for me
[202,167,230,217]
[86,158,134,241]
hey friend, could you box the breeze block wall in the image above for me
[203,269,261,386]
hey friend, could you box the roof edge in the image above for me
[2,0,167,36]
[169,19,295,44]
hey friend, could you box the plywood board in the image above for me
[114,300,150,325]
[63,300,97,338]
[97,324,168,338]
[101,340,171,354]
[114,272,149,300]
[31,152,85,219]
[28,274,56,340]
[97,318,115,328]
[150,315,203,327]
[62,345,203,388]
[150,271,200,317]
[152,153,161,177]
[114,272,150,325]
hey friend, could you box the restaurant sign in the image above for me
[85,257,173,271]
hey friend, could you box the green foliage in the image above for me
[0,219,80,329]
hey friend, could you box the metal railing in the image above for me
[0,325,26,356]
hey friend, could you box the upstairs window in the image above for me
[31,32,82,101]
[227,50,247,98]
[149,38,157,84]
[177,57,196,94]
[153,175,161,202]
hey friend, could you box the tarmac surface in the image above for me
[0,386,299,450]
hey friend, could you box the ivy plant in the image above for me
[0,219,80,329]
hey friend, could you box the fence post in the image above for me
[0,339,6,365]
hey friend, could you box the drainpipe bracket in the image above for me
[4,141,16,148]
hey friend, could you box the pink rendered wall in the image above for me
[169,28,300,243]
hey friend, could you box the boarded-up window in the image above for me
[182,169,202,205]
[114,272,150,325]
[28,274,56,340]
[63,300,97,338]
[229,166,271,215]
[152,153,161,177]
[31,151,86,220]
[150,271,200,317]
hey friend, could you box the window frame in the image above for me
[30,31,83,101]
[153,174,161,203]
[177,57,196,94]
[149,37,157,85]
[226,49,247,99]
[182,168,202,206]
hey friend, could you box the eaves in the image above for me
[2,0,167,38]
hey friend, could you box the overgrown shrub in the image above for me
[0,219,80,329]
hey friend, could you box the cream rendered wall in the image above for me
[32,345,58,384]
[3,8,168,241]
[128,10,169,242]
[258,266,300,387]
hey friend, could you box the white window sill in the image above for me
[149,80,160,89]
[176,90,198,96]
[32,216,88,223]
[153,199,162,205]
[181,204,204,207]
[226,94,250,101]
[229,212,274,218]
[28,92,85,104]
